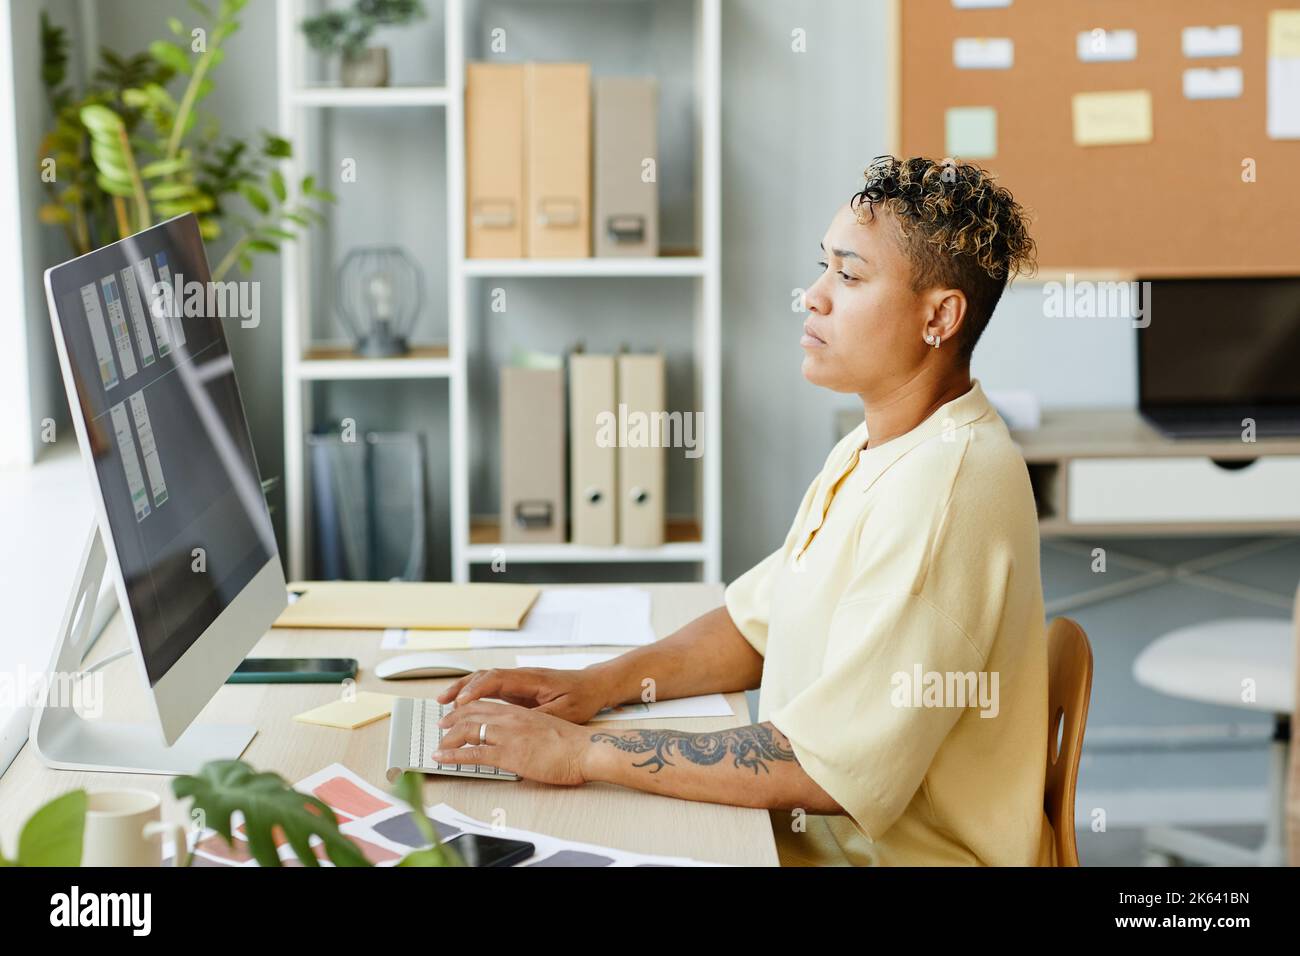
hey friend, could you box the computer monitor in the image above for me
[38,213,286,773]
[1137,276,1300,438]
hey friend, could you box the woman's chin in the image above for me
[801,354,830,386]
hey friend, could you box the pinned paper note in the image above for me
[945,106,997,159]
[1268,11,1300,138]
[294,691,395,730]
[1270,10,1300,58]
[1184,67,1243,100]
[1072,90,1152,146]
[952,0,1011,8]
[1076,29,1137,63]
[953,37,1013,69]
[1182,25,1242,58]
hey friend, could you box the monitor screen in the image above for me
[47,215,276,686]
[1138,276,1300,409]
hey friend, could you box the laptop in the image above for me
[1137,276,1300,438]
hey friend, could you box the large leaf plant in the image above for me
[173,760,463,867]
[39,0,334,281]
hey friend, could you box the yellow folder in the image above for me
[276,581,540,631]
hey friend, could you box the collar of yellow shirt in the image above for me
[797,379,994,555]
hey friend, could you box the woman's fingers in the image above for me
[436,672,477,703]
[432,743,500,766]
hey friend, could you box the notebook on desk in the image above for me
[276,581,540,631]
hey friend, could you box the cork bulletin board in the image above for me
[892,0,1300,277]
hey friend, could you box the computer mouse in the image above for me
[374,653,479,680]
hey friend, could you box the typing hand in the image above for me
[436,666,611,724]
[434,700,592,786]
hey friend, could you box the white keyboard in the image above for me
[385,697,519,782]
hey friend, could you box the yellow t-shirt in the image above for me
[725,379,1056,867]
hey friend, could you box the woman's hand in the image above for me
[436,665,615,724]
[434,700,593,786]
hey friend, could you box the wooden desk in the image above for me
[0,583,778,867]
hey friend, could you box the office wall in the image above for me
[0,0,81,467]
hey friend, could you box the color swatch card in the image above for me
[183,763,716,867]
[1072,90,1153,146]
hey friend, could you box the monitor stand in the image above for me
[30,526,257,775]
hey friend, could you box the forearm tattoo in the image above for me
[591,723,797,775]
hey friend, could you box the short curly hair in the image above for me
[850,155,1036,359]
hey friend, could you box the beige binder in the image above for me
[466,63,526,258]
[276,581,539,630]
[569,353,618,546]
[594,77,658,258]
[524,62,591,258]
[616,353,666,548]
[501,366,566,543]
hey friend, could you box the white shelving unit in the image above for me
[276,0,721,584]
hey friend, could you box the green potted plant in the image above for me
[0,791,86,867]
[38,0,333,279]
[301,0,426,88]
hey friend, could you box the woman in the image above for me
[436,155,1054,866]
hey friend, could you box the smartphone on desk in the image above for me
[226,658,358,684]
[444,834,535,867]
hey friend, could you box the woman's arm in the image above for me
[441,605,765,721]
[433,701,844,815]
[591,605,765,705]
[582,721,844,813]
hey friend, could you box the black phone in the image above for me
[444,833,535,867]
[226,657,358,684]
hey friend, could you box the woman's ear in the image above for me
[923,289,967,348]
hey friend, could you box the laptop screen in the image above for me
[1138,276,1300,411]
[46,215,276,686]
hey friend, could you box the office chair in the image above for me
[1045,617,1094,867]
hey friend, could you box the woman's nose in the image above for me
[805,277,830,315]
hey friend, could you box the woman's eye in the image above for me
[839,271,857,282]
[816,260,828,270]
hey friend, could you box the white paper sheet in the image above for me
[1076,29,1137,63]
[1182,25,1242,59]
[953,37,1013,70]
[469,587,656,648]
[1184,67,1243,100]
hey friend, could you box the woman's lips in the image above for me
[801,322,827,347]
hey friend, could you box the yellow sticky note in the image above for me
[294,692,395,730]
[1072,90,1153,146]
[1270,10,1300,58]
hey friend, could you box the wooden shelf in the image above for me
[290,86,450,108]
[296,345,452,380]
[461,256,707,278]
[465,517,705,563]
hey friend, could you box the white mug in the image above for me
[82,789,188,867]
